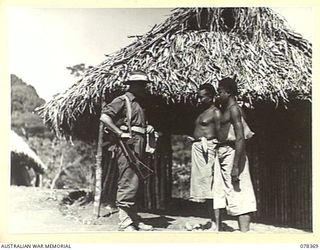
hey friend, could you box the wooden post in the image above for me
[154,149,160,209]
[145,155,154,209]
[93,121,104,217]
[37,174,42,187]
[159,133,171,209]
[166,134,172,206]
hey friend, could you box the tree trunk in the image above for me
[50,152,64,190]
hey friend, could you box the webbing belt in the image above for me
[120,125,146,134]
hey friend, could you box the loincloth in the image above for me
[190,138,224,207]
[217,145,257,216]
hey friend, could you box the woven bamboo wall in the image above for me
[246,101,312,231]
[139,134,173,210]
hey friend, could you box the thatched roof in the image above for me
[11,130,47,173]
[37,7,312,140]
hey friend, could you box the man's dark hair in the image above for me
[199,83,216,97]
[218,77,238,96]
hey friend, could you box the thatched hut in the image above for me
[10,130,47,187]
[37,8,312,230]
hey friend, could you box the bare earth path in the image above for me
[8,186,308,234]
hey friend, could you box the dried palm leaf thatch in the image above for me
[10,130,47,173]
[37,7,312,139]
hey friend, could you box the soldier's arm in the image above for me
[100,97,128,137]
[100,114,123,137]
[229,105,245,181]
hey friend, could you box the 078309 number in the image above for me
[300,244,319,248]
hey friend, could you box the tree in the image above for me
[171,135,192,198]
[11,74,96,190]
[11,74,45,113]
[27,137,96,189]
[11,74,48,137]
[66,63,93,78]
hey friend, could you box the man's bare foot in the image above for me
[202,221,219,231]
[208,221,219,232]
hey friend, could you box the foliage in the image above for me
[11,74,45,113]
[66,63,93,78]
[171,135,191,198]
[11,74,50,138]
[11,74,96,189]
[27,137,96,189]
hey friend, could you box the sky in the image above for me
[7,7,313,101]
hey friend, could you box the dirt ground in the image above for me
[8,186,308,234]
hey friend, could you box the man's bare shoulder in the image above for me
[229,104,242,122]
[210,106,221,117]
[203,106,220,116]
[197,107,218,123]
[229,103,241,113]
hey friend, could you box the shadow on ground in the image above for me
[57,190,310,232]
[140,215,175,229]
[138,198,238,231]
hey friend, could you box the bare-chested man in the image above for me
[217,77,256,232]
[188,83,223,231]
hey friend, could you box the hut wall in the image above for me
[139,133,173,210]
[246,100,312,231]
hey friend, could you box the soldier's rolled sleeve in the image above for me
[101,97,125,119]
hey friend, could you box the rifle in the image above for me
[104,128,154,180]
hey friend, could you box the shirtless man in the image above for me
[217,77,256,232]
[189,83,223,231]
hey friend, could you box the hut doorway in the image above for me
[11,153,42,187]
[10,157,39,187]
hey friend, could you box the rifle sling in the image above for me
[123,94,132,136]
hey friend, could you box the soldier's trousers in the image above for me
[115,135,145,228]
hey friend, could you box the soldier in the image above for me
[100,70,154,231]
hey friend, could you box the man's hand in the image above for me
[231,167,240,183]
[146,125,155,134]
[185,136,195,145]
[231,167,241,192]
